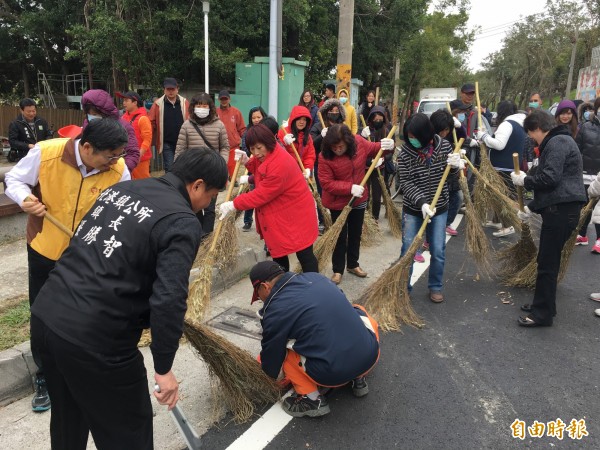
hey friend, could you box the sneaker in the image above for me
[414,252,425,263]
[483,221,502,230]
[576,235,589,246]
[351,377,369,397]
[493,226,515,238]
[282,394,330,417]
[445,226,458,236]
[242,222,252,232]
[590,293,600,302]
[592,240,600,254]
[32,377,51,412]
[458,205,466,214]
[596,309,600,317]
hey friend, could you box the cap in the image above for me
[249,261,285,304]
[57,125,83,140]
[218,90,230,99]
[115,91,143,106]
[163,77,178,88]
[461,83,475,93]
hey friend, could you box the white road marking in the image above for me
[226,214,464,450]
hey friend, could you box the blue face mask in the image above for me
[339,97,348,105]
[408,137,422,149]
[457,113,466,122]
[584,111,591,121]
[528,102,540,109]
[87,114,101,122]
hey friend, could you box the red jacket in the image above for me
[277,105,316,170]
[123,107,153,162]
[217,105,246,149]
[318,135,382,210]
[233,145,318,258]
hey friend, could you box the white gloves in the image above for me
[374,158,384,169]
[468,138,479,148]
[474,130,488,141]
[421,203,436,220]
[321,127,328,138]
[460,148,467,156]
[234,149,249,164]
[218,201,236,220]
[517,206,532,222]
[283,133,295,145]
[304,168,311,179]
[380,138,395,151]
[282,120,288,128]
[510,171,527,186]
[453,117,462,128]
[527,161,533,170]
[447,153,465,169]
[361,127,371,139]
[351,184,365,197]
[239,175,249,185]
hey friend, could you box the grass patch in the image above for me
[0,297,30,351]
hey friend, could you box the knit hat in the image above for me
[555,99,577,117]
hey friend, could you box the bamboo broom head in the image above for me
[314,188,333,231]
[187,252,216,322]
[183,320,280,424]
[361,208,382,248]
[377,171,403,238]
[497,222,537,284]
[312,204,352,273]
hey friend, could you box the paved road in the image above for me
[1,212,599,449]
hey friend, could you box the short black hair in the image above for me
[496,100,517,125]
[189,92,217,123]
[19,98,36,110]
[430,109,453,134]
[523,110,556,133]
[260,116,280,135]
[171,147,228,190]
[403,113,435,148]
[80,118,128,152]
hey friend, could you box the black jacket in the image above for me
[31,173,201,375]
[525,127,586,213]
[8,114,51,151]
[575,116,600,176]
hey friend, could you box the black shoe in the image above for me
[351,377,369,397]
[518,315,552,327]
[520,304,532,313]
[242,222,252,232]
[282,394,330,417]
[32,377,51,412]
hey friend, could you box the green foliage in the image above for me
[0,298,30,351]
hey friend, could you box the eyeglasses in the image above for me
[103,151,126,162]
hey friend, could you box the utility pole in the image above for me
[336,0,354,100]
[203,1,210,93]
[392,58,400,125]
[565,27,579,98]
[268,0,281,120]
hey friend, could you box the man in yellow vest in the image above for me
[5,118,130,412]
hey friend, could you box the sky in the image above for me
[466,0,548,72]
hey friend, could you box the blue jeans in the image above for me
[446,189,463,227]
[162,142,175,173]
[401,211,448,292]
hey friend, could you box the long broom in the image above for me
[496,153,538,283]
[361,188,382,248]
[280,126,332,230]
[309,126,397,273]
[361,138,464,331]
[360,115,403,238]
[187,159,242,322]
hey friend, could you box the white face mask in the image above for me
[339,97,348,105]
[195,107,209,118]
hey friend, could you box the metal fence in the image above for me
[0,105,85,138]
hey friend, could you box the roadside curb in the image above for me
[0,246,267,407]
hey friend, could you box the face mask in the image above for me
[373,121,384,130]
[87,114,100,122]
[195,107,209,118]
[457,113,466,122]
[584,111,591,121]
[528,102,539,109]
[409,137,422,149]
[327,112,342,123]
[339,97,348,105]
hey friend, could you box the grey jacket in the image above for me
[524,127,586,213]
[175,117,229,162]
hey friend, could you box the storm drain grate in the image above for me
[206,306,262,340]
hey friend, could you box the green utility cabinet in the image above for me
[219,57,309,124]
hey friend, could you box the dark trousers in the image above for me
[446,188,463,227]
[531,202,581,325]
[27,244,56,378]
[330,207,365,274]
[244,183,255,225]
[31,315,153,450]
[197,197,217,235]
[273,245,319,273]
[368,169,382,220]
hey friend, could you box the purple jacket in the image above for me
[81,89,140,171]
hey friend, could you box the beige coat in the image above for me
[175,117,230,162]
[588,172,600,224]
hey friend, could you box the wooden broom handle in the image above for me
[445,102,459,144]
[209,158,242,253]
[359,115,371,142]
[25,196,74,238]
[280,126,307,171]
[513,153,525,211]
[318,111,326,128]
[475,81,483,131]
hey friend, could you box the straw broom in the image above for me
[496,154,538,283]
[360,115,402,238]
[309,126,397,273]
[187,159,243,322]
[183,319,280,424]
[280,126,332,230]
[361,138,464,331]
[362,188,382,248]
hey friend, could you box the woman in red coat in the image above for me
[318,124,395,284]
[278,105,316,177]
[218,124,319,272]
